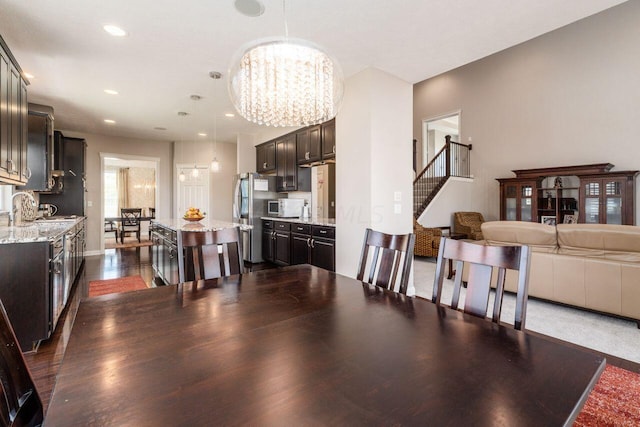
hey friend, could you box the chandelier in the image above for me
[228,37,343,127]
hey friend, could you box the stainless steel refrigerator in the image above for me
[233,173,278,262]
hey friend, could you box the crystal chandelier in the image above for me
[228,1,343,127]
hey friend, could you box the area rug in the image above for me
[575,364,640,426]
[88,275,149,297]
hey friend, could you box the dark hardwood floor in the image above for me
[22,247,640,417]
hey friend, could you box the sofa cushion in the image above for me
[557,224,640,262]
[481,221,557,253]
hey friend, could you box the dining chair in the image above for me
[120,208,142,243]
[356,228,415,295]
[432,237,531,330]
[148,207,156,240]
[177,227,244,283]
[0,299,44,427]
[104,220,118,241]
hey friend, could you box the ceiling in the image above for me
[0,0,627,144]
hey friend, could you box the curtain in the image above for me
[117,168,129,210]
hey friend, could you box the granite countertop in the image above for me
[0,216,84,244]
[260,217,336,227]
[152,218,252,232]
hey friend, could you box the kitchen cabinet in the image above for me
[256,140,276,174]
[265,219,336,271]
[276,135,298,192]
[262,220,275,262]
[151,222,179,285]
[497,164,638,225]
[0,35,29,186]
[17,105,55,192]
[321,119,336,160]
[39,133,87,215]
[296,126,322,165]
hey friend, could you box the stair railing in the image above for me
[413,135,472,217]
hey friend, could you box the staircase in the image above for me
[414,136,472,218]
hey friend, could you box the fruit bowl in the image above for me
[183,216,204,222]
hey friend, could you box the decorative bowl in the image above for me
[183,216,205,222]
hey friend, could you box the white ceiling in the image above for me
[0,0,627,143]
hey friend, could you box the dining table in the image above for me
[46,265,605,426]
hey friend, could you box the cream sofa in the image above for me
[478,221,640,327]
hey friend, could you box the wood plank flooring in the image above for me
[22,248,640,417]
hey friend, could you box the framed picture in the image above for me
[563,214,578,224]
[541,215,556,226]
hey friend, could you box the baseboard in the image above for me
[85,250,102,257]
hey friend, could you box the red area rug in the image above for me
[575,364,640,426]
[88,275,149,297]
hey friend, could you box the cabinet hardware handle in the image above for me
[320,230,327,234]
[305,152,309,160]
[25,167,32,179]
[263,162,267,169]
[332,145,336,154]
[310,239,315,248]
[8,159,16,174]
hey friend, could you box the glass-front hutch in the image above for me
[497,164,637,225]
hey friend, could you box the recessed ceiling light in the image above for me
[198,132,207,137]
[104,89,118,95]
[104,119,116,124]
[103,25,127,37]
[24,72,34,79]
[154,127,167,131]
[224,113,235,118]
[234,0,265,17]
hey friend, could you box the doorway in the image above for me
[100,153,159,251]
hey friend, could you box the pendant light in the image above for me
[228,0,343,127]
[210,71,222,173]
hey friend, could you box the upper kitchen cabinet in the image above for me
[276,135,297,192]
[297,125,322,165]
[256,140,276,174]
[17,104,55,192]
[321,119,336,161]
[0,35,29,186]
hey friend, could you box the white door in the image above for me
[176,164,210,218]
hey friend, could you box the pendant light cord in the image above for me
[283,0,289,39]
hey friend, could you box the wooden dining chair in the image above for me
[177,227,244,283]
[0,299,43,427]
[120,208,142,243]
[356,228,415,295]
[104,220,118,241]
[432,237,531,330]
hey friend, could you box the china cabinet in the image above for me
[497,164,637,225]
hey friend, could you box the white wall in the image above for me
[60,130,173,254]
[236,133,257,173]
[413,1,640,224]
[336,68,414,284]
[417,177,474,227]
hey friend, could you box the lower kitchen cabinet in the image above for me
[263,220,335,271]
[151,222,179,285]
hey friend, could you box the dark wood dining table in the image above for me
[46,265,605,426]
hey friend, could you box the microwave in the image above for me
[268,199,305,217]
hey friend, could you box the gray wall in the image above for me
[413,1,640,224]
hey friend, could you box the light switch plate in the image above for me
[394,203,401,214]
[394,191,402,202]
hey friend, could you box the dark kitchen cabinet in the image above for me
[0,35,29,186]
[297,126,322,165]
[17,104,55,192]
[289,223,336,272]
[273,221,291,265]
[321,119,336,160]
[276,135,297,192]
[0,242,50,351]
[291,223,312,265]
[262,220,275,263]
[151,223,179,285]
[256,140,276,174]
[39,133,87,215]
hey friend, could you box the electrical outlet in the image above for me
[394,191,402,202]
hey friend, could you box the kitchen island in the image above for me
[0,216,86,351]
[150,218,249,286]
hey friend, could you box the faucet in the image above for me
[9,191,37,226]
